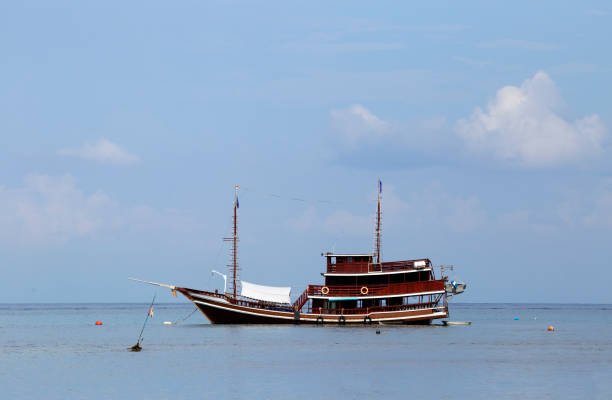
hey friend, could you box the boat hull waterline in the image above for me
[180,287,448,325]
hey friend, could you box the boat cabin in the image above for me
[324,253,373,274]
[302,252,443,316]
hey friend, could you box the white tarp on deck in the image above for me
[240,281,292,304]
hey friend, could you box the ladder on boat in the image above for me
[292,288,309,311]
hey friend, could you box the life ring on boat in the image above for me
[360,286,369,295]
[364,316,372,324]
[321,286,329,295]
[338,315,346,325]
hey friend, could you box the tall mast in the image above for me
[224,185,240,299]
[375,179,382,264]
[232,184,239,299]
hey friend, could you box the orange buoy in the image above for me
[547,325,554,331]
[95,321,103,326]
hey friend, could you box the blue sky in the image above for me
[1,1,611,303]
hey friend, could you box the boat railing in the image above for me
[305,300,442,315]
[327,259,431,274]
[292,289,310,311]
[381,259,431,271]
[223,296,294,312]
[185,286,445,315]
[226,295,442,315]
[307,280,444,297]
[327,262,370,273]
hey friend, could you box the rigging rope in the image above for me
[240,186,348,206]
[172,306,199,325]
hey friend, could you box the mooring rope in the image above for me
[172,306,199,325]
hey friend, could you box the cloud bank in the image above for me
[330,72,606,169]
[58,138,139,165]
[0,174,193,245]
[456,71,606,167]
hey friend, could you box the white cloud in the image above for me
[0,174,110,244]
[330,104,451,157]
[0,174,193,245]
[456,71,606,167]
[330,104,391,148]
[58,138,139,165]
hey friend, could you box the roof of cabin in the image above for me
[322,253,374,257]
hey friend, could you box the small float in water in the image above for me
[442,321,471,326]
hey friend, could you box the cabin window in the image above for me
[331,257,336,264]
[347,257,353,262]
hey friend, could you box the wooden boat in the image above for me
[131,181,465,324]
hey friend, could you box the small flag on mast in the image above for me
[148,305,154,317]
[378,179,382,194]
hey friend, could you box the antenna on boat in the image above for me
[375,179,382,264]
[223,185,240,299]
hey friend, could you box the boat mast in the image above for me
[375,179,382,264]
[232,184,239,298]
[224,185,240,299]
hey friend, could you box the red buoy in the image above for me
[95,321,103,326]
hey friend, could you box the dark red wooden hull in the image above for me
[179,287,448,325]
[194,301,298,324]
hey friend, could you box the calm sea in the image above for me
[1,303,610,399]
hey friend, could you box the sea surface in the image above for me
[1,302,611,399]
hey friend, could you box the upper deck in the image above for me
[323,253,431,275]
